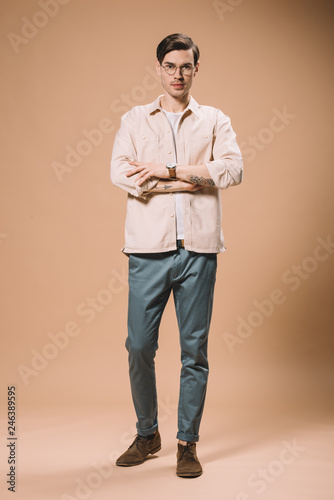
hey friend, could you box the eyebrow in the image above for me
[164,61,193,66]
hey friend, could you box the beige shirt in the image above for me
[110,95,243,255]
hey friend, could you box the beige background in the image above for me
[1,0,333,498]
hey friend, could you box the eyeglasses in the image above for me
[161,63,195,76]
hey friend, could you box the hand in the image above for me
[126,161,169,185]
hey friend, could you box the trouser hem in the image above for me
[177,431,199,443]
[137,422,159,437]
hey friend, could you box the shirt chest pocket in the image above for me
[189,133,215,164]
[136,133,161,163]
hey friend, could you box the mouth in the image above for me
[171,83,185,89]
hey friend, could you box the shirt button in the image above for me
[170,214,174,218]
[204,135,208,139]
[142,135,146,140]
[168,151,172,154]
[169,193,173,196]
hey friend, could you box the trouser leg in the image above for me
[127,253,171,436]
[172,251,217,443]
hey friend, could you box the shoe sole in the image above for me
[176,470,203,478]
[116,444,161,467]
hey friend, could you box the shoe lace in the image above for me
[180,443,197,462]
[129,434,146,450]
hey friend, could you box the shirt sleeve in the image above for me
[205,109,243,189]
[110,111,159,199]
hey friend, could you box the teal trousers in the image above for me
[126,247,217,442]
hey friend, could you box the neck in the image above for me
[160,93,190,113]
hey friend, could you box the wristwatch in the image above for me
[166,162,177,179]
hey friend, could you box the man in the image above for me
[110,33,243,478]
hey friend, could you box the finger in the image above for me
[137,175,147,185]
[129,161,144,166]
[126,168,140,177]
[136,168,149,178]
[126,166,146,177]
[137,172,151,185]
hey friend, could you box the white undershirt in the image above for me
[162,110,184,239]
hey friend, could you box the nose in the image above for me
[175,67,184,79]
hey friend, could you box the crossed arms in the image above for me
[110,109,243,199]
[126,161,215,194]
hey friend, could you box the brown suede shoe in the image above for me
[116,431,161,466]
[176,442,203,478]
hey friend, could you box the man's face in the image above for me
[156,49,199,99]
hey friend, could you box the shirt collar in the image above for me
[148,94,200,118]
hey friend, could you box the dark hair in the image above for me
[156,33,200,65]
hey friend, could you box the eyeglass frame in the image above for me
[160,62,196,76]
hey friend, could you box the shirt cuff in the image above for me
[135,177,159,198]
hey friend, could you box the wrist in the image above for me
[166,162,177,179]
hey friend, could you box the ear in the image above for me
[194,60,200,77]
[155,58,162,76]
